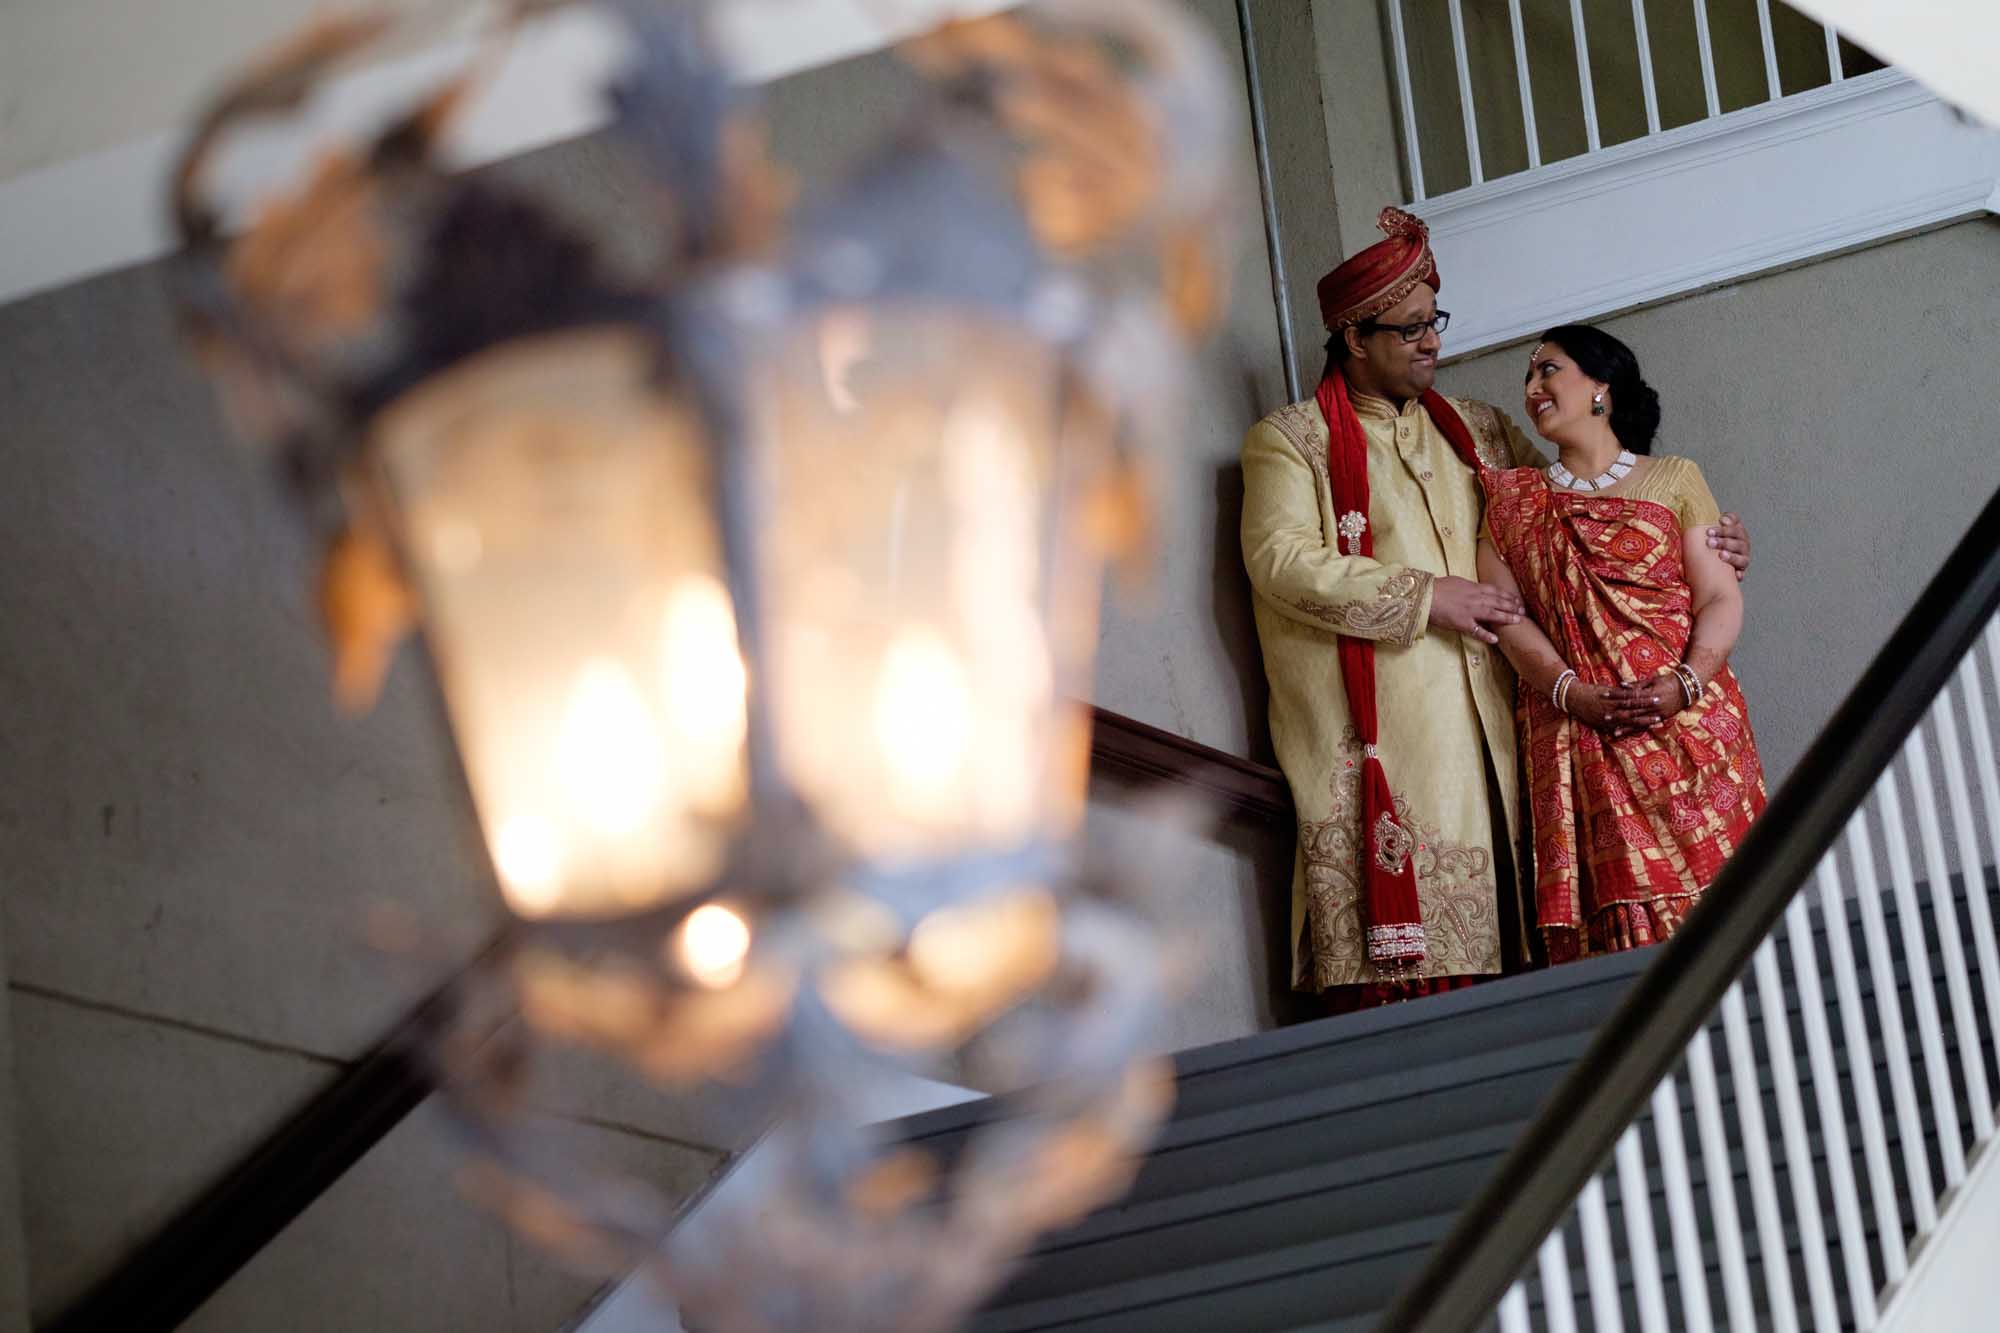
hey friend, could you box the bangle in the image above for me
[1671,663,1703,709]
[1552,668,1577,715]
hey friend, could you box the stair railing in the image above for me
[1378,483,2000,1333]
[1383,0,1864,201]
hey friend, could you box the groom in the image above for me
[1241,207,1750,1013]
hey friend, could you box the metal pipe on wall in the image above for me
[1235,0,1302,403]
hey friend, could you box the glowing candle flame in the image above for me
[557,658,669,835]
[659,576,749,806]
[493,816,564,917]
[873,629,971,816]
[677,903,752,989]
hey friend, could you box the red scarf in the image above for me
[1315,371,1487,969]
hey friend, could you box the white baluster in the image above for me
[1754,937,1842,1333]
[1630,0,1662,135]
[1386,0,1427,201]
[1616,1125,1670,1333]
[1507,0,1542,169]
[1755,0,1784,101]
[1578,1175,1626,1333]
[1984,616,2000,712]
[1790,887,1886,1324]
[1721,981,1803,1333]
[1692,0,1722,118]
[1974,623,2000,860]
[1688,1027,1759,1330]
[1568,0,1601,151]
[1952,650,2000,1057]
[1904,726,1996,1140]
[1877,770,1971,1186]
[1538,1226,1582,1333]
[1446,0,1483,185]
[1824,23,1845,83]
[1651,1076,1718,1333]
[1498,1281,1533,1333]
[1848,816,1942,1230]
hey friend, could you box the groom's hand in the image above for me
[1707,512,1751,581]
[1428,576,1524,646]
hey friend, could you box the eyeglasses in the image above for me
[1357,310,1450,343]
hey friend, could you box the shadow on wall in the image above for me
[1212,457,1274,770]
[1085,775,1308,1037]
[1228,815,1317,1030]
[1216,350,1320,1026]
[1215,359,1294,1028]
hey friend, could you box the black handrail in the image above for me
[1087,704,1293,823]
[1376,483,2000,1333]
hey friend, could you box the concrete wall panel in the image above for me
[181,1103,719,1333]
[11,992,337,1320]
[0,259,503,1061]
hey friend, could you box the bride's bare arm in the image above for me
[1679,524,1744,689]
[1477,539,1563,692]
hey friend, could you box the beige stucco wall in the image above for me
[0,912,26,1332]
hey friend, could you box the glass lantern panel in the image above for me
[373,328,745,918]
[755,307,1108,863]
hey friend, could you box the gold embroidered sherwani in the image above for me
[1242,391,1545,990]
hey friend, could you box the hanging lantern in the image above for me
[169,1,1239,1330]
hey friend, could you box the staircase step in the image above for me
[969,1212,1458,1333]
[997,1125,1519,1305]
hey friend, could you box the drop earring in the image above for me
[1591,392,1607,417]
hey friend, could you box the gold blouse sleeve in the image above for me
[1240,417,1435,649]
[1667,457,1722,531]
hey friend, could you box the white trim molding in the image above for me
[1417,70,2000,359]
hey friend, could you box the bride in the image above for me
[1476,324,1765,964]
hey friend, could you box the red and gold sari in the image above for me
[1482,467,1765,964]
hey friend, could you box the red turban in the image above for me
[1317,206,1440,331]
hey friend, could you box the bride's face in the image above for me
[1523,342,1604,442]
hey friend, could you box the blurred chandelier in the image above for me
[170,1,1236,1329]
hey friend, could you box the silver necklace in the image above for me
[1546,449,1636,493]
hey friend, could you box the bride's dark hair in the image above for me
[1536,323,1662,455]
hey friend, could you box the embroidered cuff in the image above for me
[1398,570,1436,649]
[1289,567,1434,647]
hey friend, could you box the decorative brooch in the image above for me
[1338,509,1368,555]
